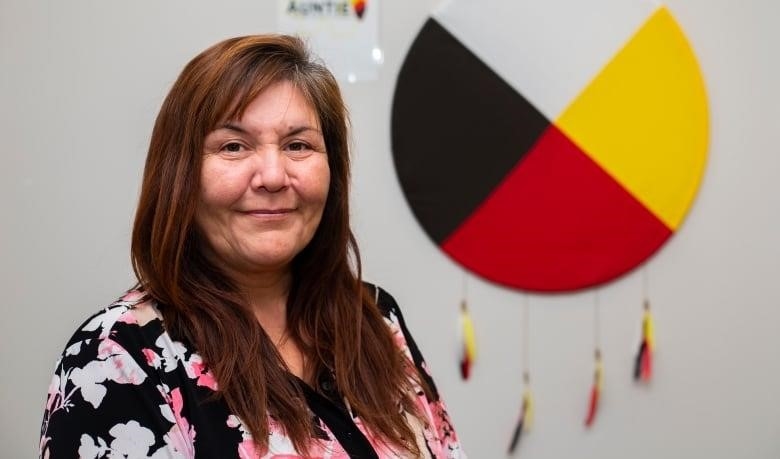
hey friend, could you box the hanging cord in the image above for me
[508,295,534,454]
[523,294,530,378]
[461,269,468,304]
[593,290,601,353]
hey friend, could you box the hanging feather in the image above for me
[633,300,655,382]
[633,340,647,380]
[508,374,534,454]
[459,300,477,380]
[521,384,534,431]
[585,349,604,428]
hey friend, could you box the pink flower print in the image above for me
[171,389,192,435]
[269,455,320,459]
[411,391,441,452]
[68,338,147,408]
[96,338,147,385]
[238,439,260,459]
[196,367,217,390]
[143,348,163,369]
[431,400,458,444]
[185,355,218,390]
[132,300,162,326]
[290,441,349,459]
[227,415,244,430]
[384,313,413,361]
[267,417,286,436]
[121,289,145,303]
[39,435,51,459]
[227,416,263,458]
[414,397,465,458]
[158,388,196,458]
[116,309,138,325]
[45,374,60,413]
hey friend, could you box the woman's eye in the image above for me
[222,142,244,153]
[286,141,310,152]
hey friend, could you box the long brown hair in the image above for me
[131,35,426,455]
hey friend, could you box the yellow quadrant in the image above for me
[555,6,708,230]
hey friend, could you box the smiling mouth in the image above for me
[242,208,295,217]
[247,209,293,214]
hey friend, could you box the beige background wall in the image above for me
[1,1,778,457]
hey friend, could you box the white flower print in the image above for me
[77,423,192,459]
[78,433,109,458]
[82,306,129,339]
[68,338,147,408]
[155,334,187,373]
[70,365,109,409]
[75,421,158,459]
[40,288,468,458]
[65,339,90,356]
[108,420,156,457]
[226,415,245,432]
[40,366,78,455]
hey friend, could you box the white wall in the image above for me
[2,1,779,457]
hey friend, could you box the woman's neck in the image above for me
[230,269,291,337]
[229,267,311,382]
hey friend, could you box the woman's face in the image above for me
[195,80,331,278]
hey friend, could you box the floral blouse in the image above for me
[40,286,466,458]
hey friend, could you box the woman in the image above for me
[40,35,465,458]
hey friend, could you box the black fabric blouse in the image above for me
[39,286,465,458]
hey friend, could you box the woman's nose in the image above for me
[250,148,290,192]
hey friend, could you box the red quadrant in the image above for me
[441,124,673,291]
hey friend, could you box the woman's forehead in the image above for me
[212,79,320,129]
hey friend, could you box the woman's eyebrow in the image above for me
[285,125,322,137]
[216,122,248,134]
[213,124,321,137]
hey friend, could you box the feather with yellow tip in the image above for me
[459,300,477,380]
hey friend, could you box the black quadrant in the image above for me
[391,18,551,244]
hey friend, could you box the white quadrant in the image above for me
[432,0,659,120]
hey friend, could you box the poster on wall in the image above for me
[277,0,382,82]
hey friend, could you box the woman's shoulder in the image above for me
[362,281,403,321]
[51,290,170,381]
[53,290,214,390]
[40,291,215,458]
[361,281,427,370]
[64,290,161,348]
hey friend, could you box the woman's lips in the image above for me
[241,208,294,220]
[245,209,293,214]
